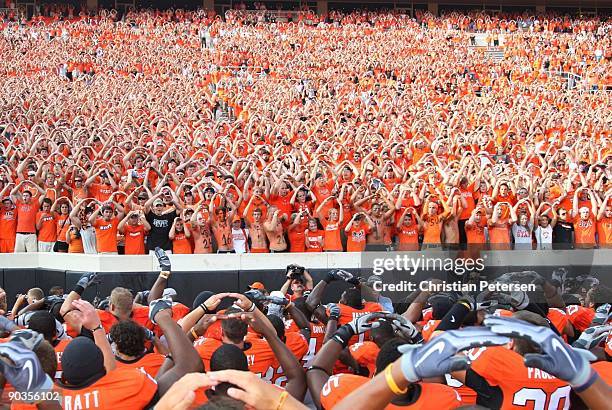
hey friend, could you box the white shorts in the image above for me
[14,233,37,253]
[38,241,55,252]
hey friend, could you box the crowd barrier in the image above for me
[0,250,610,307]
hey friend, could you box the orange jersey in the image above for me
[349,341,380,376]
[421,319,440,341]
[194,337,278,376]
[97,306,153,333]
[115,353,165,378]
[328,302,383,346]
[269,332,308,387]
[547,308,570,339]
[468,346,570,410]
[301,322,327,366]
[565,305,594,332]
[54,338,71,379]
[591,361,612,384]
[56,368,157,410]
[321,374,462,409]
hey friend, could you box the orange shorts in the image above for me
[0,237,15,253]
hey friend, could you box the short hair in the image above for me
[374,338,405,374]
[210,344,248,371]
[266,315,285,340]
[109,320,145,358]
[512,311,550,356]
[49,286,64,296]
[101,205,113,213]
[198,396,245,409]
[110,287,134,315]
[221,317,248,344]
[35,340,58,377]
[27,311,57,342]
[342,287,363,309]
[371,319,395,348]
[28,288,44,300]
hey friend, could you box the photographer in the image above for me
[280,264,313,301]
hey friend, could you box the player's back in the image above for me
[467,346,570,410]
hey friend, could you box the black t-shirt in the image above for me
[146,210,177,251]
[553,221,574,246]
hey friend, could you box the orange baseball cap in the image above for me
[249,282,265,290]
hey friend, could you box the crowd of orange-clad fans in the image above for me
[0,8,610,255]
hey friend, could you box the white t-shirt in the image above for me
[535,225,553,249]
[231,227,249,254]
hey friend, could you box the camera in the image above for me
[286,264,305,280]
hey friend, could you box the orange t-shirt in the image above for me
[172,232,193,254]
[397,224,419,250]
[305,229,324,252]
[97,306,153,333]
[194,337,278,375]
[0,208,17,240]
[574,215,596,247]
[597,217,611,246]
[322,219,343,251]
[36,211,57,242]
[15,200,38,233]
[123,224,147,255]
[94,217,119,253]
[346,223,371,252]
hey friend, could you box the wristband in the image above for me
[275,391,288,410]
[572,369,598,393]
[200,303,209,314]
[247,302,256,312]
[73,285,85,296]
[89,324,103,332]
[385,363,408,395]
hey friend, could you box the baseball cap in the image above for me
[232,215,241,223]
[153,199,164,207]
[249,282,265,291]
[2,197,12,203]
[162,288,177,299]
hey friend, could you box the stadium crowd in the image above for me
[0,251,609,409]
[0,8,610,254]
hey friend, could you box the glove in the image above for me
[149,298,173,325]
[244,289,266,304]
[266,296,289,307]
[572,324,612,350]
[155,247,171,272]
[0,341,53,397]
[332,312,384,348]
[324,269,360,285]
[10,329,43,351]
[386,314,422,343]
[97,296,110,310]
[328,303,341,321]
[398,327,510,382]
[509,291,530,310]
[591,303,611,326]
[484,315,596,388]
[143,328,156,341]
[76,272,99,290]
